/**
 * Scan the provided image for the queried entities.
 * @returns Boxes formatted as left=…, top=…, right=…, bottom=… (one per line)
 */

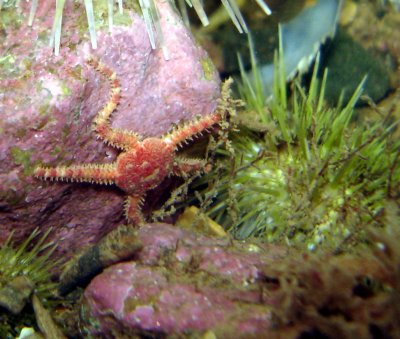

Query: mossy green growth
left=86, top=0, right=135, bottom=30
left=0, top=228, right=58, bottom=298
left=200, top=56, right=216, bottom=81
left=11, top=147, right=33, bottom=176
left=0, top=52, right=23, bottom=81
left=196, top=40, right=400, bottom=251
left=0, top=229, right=60, bottom=337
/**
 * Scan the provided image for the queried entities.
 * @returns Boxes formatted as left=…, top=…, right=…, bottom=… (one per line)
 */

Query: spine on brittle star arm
left=34, top=164, right=116, bottom=184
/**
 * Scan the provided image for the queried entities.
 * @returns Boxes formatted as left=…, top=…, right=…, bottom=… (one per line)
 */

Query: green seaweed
left=195, top=37, right=400, bottom=251
left=0, top=229, right=60, bottom=336
left=0, top=228, right=59, bottom=299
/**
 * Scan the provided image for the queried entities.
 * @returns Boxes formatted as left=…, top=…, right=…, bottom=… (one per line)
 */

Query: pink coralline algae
left=81, top=223, right=282, bottom=337
left=82, top=223, right=400, bottom=338
left=0, top=0, right=220, bottom=261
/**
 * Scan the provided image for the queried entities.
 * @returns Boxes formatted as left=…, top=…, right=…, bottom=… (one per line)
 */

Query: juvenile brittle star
left=35, top=58, right=228, bottom=225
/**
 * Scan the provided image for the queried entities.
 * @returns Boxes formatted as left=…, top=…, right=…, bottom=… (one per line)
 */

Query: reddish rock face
left=81, top=223, right=400, bottom=338
left=0, top=1, right=220, bottom=261
left=81, top=223, right=283, bottom=337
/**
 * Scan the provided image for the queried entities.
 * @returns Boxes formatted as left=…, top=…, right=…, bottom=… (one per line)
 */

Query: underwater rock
left=216, top=0, right=342, bottom=92
left=258, top=0, right=342, bottom=94
left=58, top=224, right=143, bottom=295
left=320, top=28, right=391, bottom=105
left=81, top=223, right=283, bottom=337
left=0, top=276, right=34, bottom=315
left=0, top=1, right=220, bottom=262
left=81, top=223, right=400, bottom=338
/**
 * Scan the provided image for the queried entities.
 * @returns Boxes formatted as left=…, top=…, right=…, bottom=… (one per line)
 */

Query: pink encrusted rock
left=0, top=1, right=220, bottom=261
left=82, top=224, right=400, bottom=338
left=81, top=223, right=285, bottom=337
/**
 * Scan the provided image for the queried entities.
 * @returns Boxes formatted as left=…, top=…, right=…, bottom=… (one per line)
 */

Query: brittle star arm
left=88, top=58, right=139, bottom=150
left=161, top=79, right=234, bottom=150
left=34, top=163, right=117, bottom=185
left=162, top=112, right=222, bottom=150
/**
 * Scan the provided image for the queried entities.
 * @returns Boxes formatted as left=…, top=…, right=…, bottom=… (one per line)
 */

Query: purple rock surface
left=0, top=1, right=220, bottom=261
left=81, top=223, right=400, bottom=338
left=82, top=223, right=285, bottom=337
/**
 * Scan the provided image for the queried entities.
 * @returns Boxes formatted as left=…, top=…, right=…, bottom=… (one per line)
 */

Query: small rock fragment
left=0, top=276, right=34, bottom=314
left=59, top=225, right=142, bottom=295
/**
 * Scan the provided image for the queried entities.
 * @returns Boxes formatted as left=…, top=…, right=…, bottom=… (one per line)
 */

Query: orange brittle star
left=34, top=58, right=229, bottom=225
